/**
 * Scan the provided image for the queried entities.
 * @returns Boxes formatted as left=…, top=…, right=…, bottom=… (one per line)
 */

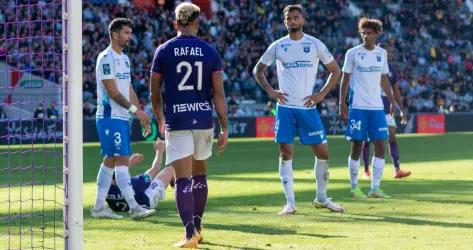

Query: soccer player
left=106, top=140, right=174, bottom=212
left=253, top=4, right=345, bottom=216
left=362, top=43, right=411, bottom=179
left=91, top=18, right=155, bottom=220
left=149, top=3, right=228, bottom=248
left=339, top=18, right=397, bottom=199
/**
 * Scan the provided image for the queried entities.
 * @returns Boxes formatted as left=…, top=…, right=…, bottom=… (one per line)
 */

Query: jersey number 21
left=177, top=61, right=203, bottom=91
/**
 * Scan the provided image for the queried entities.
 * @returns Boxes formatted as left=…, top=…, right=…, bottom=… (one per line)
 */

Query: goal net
left=0, top=0, right=82, bottom=249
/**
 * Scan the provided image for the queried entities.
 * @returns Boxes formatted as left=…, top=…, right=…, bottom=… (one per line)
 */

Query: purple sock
left=389, top=142, right=400, bottom=170
left=362, top=141, right=370, bottom=172
left=192, top=175, right=208, bottom=230
left=175, top=178, right=195, bottom=239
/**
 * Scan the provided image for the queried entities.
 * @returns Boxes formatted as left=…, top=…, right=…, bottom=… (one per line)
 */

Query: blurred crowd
left=2, top=0, right=472, bottom=119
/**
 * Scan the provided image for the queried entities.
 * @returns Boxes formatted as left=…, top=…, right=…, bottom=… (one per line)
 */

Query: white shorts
left=165, top=129, right=214, bottom=165
left=386, top=114, right=397, bottom=127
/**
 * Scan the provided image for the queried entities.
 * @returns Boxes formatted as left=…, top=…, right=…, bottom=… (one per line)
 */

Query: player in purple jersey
left=362, top=44, right=411, bottom=179
left=149, top=3, right=228, bottom=248
left=106, top=140, right=174, bottom=212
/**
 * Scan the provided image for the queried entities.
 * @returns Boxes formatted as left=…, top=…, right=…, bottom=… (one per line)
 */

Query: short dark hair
left=358, top=17, right=383, bottom=34
left=108, top=18, right=133, bottom=36
left=283, top=4, right=304, bottom=16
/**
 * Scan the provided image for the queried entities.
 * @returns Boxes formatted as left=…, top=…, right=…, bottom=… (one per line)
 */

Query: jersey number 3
left=176, top=61, right=203, bottom=91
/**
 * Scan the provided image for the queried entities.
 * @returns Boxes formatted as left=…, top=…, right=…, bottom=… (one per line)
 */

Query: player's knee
left=280, top=151, right=293, bottom=160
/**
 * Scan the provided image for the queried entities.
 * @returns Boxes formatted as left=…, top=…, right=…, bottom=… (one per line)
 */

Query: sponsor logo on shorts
left=308, top=130, right=324, bottom=136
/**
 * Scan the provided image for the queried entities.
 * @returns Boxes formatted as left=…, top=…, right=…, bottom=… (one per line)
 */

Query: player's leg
left=349, top=140, right=366, bottom=198
left=296, top=108, right=344, bottom=212
left=388, top=124, right=411, bottom=178
left=192, top=159, right=207, bottom=242
left=166, top=130, right=196, bottom=243
left=109, top=119, right=155, bottom=219
left=191, top=128, right=214, bottom=242
left=368, top=110, right=390, bottom=198
left=362, top=141, right=371, bottom=178
left=278, top=143, right=296, bottom=215
left=274, top=105, right=297, bottom=215
left=345, top=109, right=369, bottom=198
left=92, top=118, right=123, bottom=219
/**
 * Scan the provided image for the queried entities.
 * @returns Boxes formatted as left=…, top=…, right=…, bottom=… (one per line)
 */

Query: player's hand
left=339, top=103, right=348, bottom=121
left=217, top=130, right=228, bottom=154
left=400, top=109, right=408, bottom=125
left=389, top=104, right=396, bottom=117
left=303, top=93, right=325, bottom=108
left=136, top=110, right=151, bottom=137
left=153, top=138, right=166, bottom=152
left=268, top=89, right=289, bottom=104
left=129, top=153, right=144, bottom=167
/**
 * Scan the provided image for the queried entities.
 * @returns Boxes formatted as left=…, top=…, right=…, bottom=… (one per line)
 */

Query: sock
left=94, top=164, right=114, bottom=210
left=192, top=175, right=208, bottom=231
left=362, top=141, right=370, bottom=172
left=279, top=158, right=295, bottom=207
left=115, top=166, right=139, bottom=209
left=175, top=178, right=195, bottom=239
left=371, top=157, right=385, bottom=192
left=389, top=142, right=400, bottom=171
left=145, top=178, right=166, bottom=201
left=314, top=158, right=329, bottom=203
left=349, top=156, right=360, bottom=190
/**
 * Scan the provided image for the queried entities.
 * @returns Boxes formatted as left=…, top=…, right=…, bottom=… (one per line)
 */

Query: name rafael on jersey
left=174, top=46, right=204, bottom=56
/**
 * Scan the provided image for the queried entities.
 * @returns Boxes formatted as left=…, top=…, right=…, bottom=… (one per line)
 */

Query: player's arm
left=149, top=72, right=165, bottom=136
left=102, top=79, right=150, bottom=135
left=212, top=70, right=228, bottom=153
left=339, top=72, right=350, bottom=121
left=102, top=79, right=133, bottom=109
left=304, top=60, right=340, bottom=107
left=381, top=74, right=397, bottom=116
left=129, top=84, right=140, bottom=109
left=392, top=82, right=408, bottom=124
left=253, top=62, right=288, bottom=104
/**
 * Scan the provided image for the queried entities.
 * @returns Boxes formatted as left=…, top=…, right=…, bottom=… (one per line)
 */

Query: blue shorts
left=96, top=118, right=131, bottom=157
left=275, top=105, right=327, bottom=145
left=106, top=174, right=152, bottom=211
left=345, top=109, right=388, bottom=141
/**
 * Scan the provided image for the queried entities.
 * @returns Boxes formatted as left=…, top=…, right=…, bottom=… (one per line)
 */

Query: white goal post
left=63, top=0, right=83, bottom=249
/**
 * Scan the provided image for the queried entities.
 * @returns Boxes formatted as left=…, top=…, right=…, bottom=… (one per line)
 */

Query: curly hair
left=175, top=2, right=200, bottom=26
left=358, top=17, right=383, bottom=34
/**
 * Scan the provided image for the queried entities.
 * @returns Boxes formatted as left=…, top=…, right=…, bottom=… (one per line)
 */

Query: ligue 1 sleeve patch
left=103, top=63, right=111, bottom=75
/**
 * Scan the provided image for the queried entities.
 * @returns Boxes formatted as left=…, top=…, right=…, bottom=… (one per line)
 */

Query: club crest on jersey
left=303, top=46, right=310, bottom=53
left=125, top=61, right=130, bottom=68
left=376, top=53, right=382, bottom=62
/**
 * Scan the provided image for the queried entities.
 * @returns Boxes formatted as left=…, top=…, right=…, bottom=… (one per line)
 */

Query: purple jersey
left=151, top=35, right=223, bottom=131
left=381, top=65, right=398, bottom=114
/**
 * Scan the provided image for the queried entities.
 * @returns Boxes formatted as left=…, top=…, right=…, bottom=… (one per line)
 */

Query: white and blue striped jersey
left=95, top=46, right=131, bottom=120
left=259, top=34, right=334, bottom=108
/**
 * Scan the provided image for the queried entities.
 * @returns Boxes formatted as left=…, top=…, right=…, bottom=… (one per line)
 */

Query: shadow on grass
left=320, top=212, right=473, bottom=229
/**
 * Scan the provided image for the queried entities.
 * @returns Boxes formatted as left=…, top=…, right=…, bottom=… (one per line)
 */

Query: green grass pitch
left=1, top=132, right=473, bottom=249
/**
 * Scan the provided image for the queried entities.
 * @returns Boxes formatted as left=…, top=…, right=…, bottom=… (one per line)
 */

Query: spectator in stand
left=47, top=104, right=59, bottom=119
left=33, top=104, right=45, bottom=119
